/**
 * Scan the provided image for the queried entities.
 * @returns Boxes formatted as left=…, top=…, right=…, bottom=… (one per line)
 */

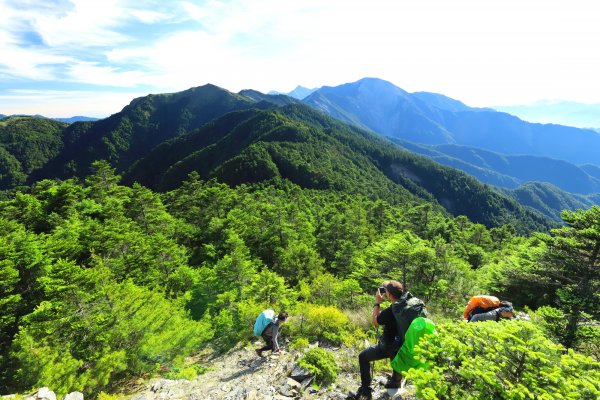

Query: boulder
left=25, top=388, right=56, bottom=400
left=290, top=365, right=312, bottom=382
left=300, top=376, right=314, bottom=390
left=63, top=393, right=84, bottom=400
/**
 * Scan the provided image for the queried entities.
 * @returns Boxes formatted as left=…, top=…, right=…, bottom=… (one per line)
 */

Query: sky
left=1, top=0, right=600, bottom=118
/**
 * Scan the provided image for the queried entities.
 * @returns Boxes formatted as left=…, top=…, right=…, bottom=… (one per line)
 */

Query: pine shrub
left=407, top=320, right=600, bottom=399
left=297, top=347, right=340, bottom=386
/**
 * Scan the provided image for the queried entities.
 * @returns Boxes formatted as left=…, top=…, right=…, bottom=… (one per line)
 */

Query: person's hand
left=375, top=290, right=384, bottom=303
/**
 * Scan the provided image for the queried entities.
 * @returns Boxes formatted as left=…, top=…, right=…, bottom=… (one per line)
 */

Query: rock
left=290, top=365, right=312, bottom=382
left=151, top=380, right=166, bottom=392
left=300, top=376, right=314, bottom=390
left=31, top=388, right=56, bottom=400
left=274, top=396, right=294, bottom=400
left=63, top=393, right=84, bottom=400
left=279, top=378, right=300, bottom=397
left=286, top=378, right=302, bottom=389
left=245, top=390, right=259, bottom=400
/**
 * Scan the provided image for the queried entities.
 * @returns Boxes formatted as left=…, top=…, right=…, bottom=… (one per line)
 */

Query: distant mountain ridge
left=303, top=77, right=600, bottom=166
left=390, top=139, right=600, bottom=195
left=269, top=85, right=318, bottom=100
left=0, top=113, right=98, bottom=123
left=0, top=116, right=68, bottom=188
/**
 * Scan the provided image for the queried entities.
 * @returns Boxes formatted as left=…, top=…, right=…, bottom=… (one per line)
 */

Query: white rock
left=37, top=388, right=56, bottom=400
left=63, top=392, right=84, bottom=400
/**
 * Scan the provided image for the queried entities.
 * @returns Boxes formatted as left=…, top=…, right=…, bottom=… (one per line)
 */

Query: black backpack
left=392, top=292, right=428, bottom=346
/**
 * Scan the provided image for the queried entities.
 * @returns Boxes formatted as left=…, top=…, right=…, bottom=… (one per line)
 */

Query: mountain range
left=302, top=78, right=600, bottom=166
left=0, top=114, right=98, bottom=124
left=269, top=85, right=317, bottom=100
left=2, top=78, right=599, bottom=226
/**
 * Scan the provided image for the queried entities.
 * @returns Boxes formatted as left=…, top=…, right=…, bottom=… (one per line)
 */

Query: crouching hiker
left=469, top=301, right=515, bottom=322
left=464, top=295, right=515, bottom=322
left=254, top=310, right=288, bottom=357
left=350, top=281, right=404, bottom=400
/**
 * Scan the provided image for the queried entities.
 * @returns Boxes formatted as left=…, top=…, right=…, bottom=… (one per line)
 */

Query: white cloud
left=1, top=0, right=600, bottom=116
left=0, top=89, right=148, bottom=117
left=65, top=61, right=151, bottom=87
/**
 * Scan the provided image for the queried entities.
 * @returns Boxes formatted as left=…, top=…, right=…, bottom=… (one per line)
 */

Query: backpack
left=253, top=309, right=275, bottom=337
left=391, top=317, right=436, bottom=373
left=463, top=295, right=500, bottom=320
left=392, top=292, right=428, bottom=346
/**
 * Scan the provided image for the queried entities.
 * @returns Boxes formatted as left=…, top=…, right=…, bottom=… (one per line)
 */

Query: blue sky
left=1, top=0, right=599, bottom=118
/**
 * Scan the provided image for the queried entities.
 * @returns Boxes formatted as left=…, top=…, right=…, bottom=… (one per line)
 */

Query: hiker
left=469, top=301, right=515, bottom=322
left=351, top=281, right=404, bottom=400
left=464, top=295, right=515, bottom=322
left=255, top=311, right=288, bottom=357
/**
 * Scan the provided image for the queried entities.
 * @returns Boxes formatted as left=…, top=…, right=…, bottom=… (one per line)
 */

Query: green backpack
left=391, top=316, right=436, bottom=373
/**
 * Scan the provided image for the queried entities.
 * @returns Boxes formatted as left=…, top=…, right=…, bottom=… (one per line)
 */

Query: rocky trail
left=128, top=341, right=415, bottom=400
left=10, top=341, right=416, bottom=400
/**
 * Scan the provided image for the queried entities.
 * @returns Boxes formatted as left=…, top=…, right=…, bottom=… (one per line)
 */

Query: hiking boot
left=350, top=386, right=372, bottom=400
left=384, top=374, right=405, bottom=389
left=255, top=349, right=263, bottom=357
left=384, top=378, right=401, bottom=389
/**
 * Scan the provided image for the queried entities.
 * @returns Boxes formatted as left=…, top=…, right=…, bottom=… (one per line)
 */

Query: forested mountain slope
left=125, top=104, right=552, bottom=233
left=28, top=84, right=270, bottom=182
left=504, top=182, right=598, bottom=221
left=0, top=116, right=68, bottom=189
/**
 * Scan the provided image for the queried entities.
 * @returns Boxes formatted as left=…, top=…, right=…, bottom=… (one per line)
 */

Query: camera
left=378, top=287, right=386, bottom=294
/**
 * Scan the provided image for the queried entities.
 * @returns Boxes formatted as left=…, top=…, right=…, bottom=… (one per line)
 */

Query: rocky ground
left=7, top=341, right=416, bottom=400
left=128, top=340, right=416, bottom=400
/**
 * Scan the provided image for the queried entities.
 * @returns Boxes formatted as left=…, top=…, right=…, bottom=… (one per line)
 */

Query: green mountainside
left=29, top=84, right=266, bottom=182
left=0, top=162, right=597, bottom=397
left=124, top=104, right=552, bottom=233
left=504, top=182, right=598, bottom=221
left=1, top=82, right=594, bottom=229
left=0, top=116, right=67, bottom=189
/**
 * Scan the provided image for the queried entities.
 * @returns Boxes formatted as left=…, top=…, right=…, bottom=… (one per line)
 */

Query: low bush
left=287, top=303, right=355, bottom=345
left=407, top=320, right=600, bottom=399
left=297, top=347, right=340, bottom=386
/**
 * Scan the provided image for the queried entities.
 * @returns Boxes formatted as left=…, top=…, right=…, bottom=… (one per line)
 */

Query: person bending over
left=469, top=302, right=515, bottom=322
left=256, top=311, right=288, bottom=357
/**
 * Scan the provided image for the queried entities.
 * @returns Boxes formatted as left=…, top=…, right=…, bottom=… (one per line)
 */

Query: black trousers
left=358, top=342, right=401, bottom=388
left=259, top=332, right=274, bottom=352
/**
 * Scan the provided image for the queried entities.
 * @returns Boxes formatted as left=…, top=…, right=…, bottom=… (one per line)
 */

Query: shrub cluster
left=407, top=320, right=600, bottom=399
left=297, top=347, right=340, bottom=386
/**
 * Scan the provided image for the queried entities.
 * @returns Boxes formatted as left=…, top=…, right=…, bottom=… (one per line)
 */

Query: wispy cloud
left=1, top=0, right=600, bottom=117
left=0, top=88, right=148, bottom=117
